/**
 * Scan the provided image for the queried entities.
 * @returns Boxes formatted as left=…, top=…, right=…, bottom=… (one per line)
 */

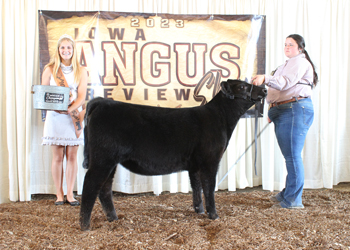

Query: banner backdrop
left=39, top=11, right=265, bottom=116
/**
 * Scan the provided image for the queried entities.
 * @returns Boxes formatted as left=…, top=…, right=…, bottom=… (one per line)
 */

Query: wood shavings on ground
left=0, top=188, right=349, bottom=249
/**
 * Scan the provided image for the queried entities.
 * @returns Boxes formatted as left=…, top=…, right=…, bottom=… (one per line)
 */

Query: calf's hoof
left=194, top=206, right=205, bottom=214
left=80, top=216, right=91, bottom=231
left=80, top=223, right=90, bottom=231
left=208, top=213, right=219, bottom=220
left=107, top=214, right=118, bottom=222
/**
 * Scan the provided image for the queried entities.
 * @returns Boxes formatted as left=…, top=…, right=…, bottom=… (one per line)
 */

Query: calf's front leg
left=189, top=171, right=204, bottom=214
left=200, top=170, right=219, bottom=220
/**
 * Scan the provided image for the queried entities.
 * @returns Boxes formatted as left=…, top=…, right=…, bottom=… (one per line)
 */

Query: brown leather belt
left=270, top=97, right=307, bottom=108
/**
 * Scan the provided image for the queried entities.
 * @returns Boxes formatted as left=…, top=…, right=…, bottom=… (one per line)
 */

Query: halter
left=220, top=81, right=265, bottom=102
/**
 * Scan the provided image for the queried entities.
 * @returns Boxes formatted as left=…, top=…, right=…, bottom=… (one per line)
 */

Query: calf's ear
left=220, top=81, right=228, bottom=92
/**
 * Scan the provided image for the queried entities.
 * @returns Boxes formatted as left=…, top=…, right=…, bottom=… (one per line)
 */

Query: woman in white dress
left=41, top=34, right=88, bottom=206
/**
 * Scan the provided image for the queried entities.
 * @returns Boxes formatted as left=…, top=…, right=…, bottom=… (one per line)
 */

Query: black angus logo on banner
left=38, top=11, right=266, bottom=117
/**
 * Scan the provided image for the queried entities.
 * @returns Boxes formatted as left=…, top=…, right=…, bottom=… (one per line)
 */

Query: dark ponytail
left=287, top=34, right=318, bottom=86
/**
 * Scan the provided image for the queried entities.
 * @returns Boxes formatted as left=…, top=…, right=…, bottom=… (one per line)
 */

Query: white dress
left=42, top=71, right=84, bottom=146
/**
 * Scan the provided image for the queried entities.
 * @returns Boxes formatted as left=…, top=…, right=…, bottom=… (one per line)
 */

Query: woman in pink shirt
left=252, top=34, right=318, bottom=209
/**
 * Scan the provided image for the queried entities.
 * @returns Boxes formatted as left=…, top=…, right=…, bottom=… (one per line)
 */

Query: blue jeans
left=268, top=98, right=314, bottom=208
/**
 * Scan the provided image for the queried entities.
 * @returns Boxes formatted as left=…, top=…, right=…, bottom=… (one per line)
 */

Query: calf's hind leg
left=80, top=164, right=116, bottom=231
left=189, top=171, right=204, bottom=214
left=99, top=167, right=118, bottom=222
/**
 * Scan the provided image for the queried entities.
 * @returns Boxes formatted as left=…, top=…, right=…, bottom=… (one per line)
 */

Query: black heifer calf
left=80, top=79, right=266, bottom=231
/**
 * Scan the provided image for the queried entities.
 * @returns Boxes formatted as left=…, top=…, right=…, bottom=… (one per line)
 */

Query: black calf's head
left=220, top=79, right=267, bottom=102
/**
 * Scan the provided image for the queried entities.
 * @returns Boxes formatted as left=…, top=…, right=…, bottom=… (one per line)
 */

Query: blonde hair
left=44, top=34, right=82, bottom=85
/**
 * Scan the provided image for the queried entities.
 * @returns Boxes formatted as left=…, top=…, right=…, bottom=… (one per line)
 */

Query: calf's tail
left=82, top=97, right=104, bottom=169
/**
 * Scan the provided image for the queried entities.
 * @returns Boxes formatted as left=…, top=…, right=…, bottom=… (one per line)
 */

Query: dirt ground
left=0, top=184, right=349, bottom=250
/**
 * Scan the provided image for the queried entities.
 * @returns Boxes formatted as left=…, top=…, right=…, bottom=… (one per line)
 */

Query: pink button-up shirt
left=264, top=53, right=314, bottom=104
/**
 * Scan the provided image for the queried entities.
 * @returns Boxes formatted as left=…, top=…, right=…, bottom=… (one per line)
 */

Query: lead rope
left=254, top=101, right=259, bottom=175
left=216, top=122, right=270, bottom=188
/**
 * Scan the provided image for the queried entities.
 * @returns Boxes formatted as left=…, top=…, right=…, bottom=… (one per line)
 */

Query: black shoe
left=55, top=201, right=64, bottom=206
left=66, top=200, right=80, bottom=206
